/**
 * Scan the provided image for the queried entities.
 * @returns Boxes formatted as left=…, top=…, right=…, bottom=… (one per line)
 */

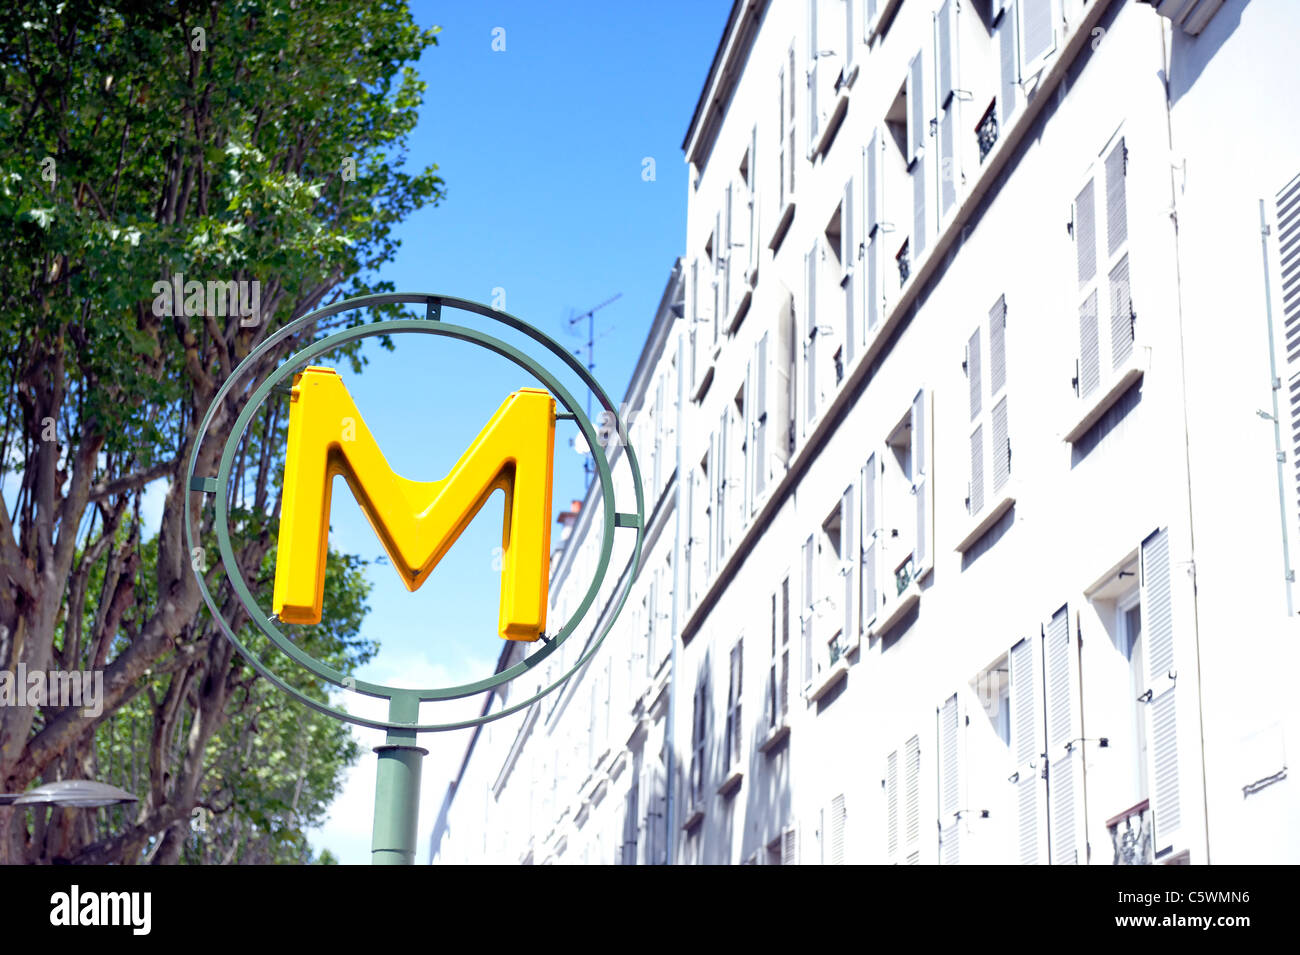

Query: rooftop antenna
left=567, top=292, right=622, bottom=486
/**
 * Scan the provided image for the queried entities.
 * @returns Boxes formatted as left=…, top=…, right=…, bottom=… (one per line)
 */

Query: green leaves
left=0, top=0, right=445, bottom=863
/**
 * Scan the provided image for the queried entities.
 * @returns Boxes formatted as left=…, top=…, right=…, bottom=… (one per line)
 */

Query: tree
left=0, top=0, right=444, bottom=862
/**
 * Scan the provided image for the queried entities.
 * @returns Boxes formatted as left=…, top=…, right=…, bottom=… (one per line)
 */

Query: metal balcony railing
left=976, top=101, right=998, bottom=163
left=1106, top=799, right=1153, bottom=865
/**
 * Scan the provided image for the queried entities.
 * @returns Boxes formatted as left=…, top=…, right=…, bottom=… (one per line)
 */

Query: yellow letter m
left=271, top=367, right=557, bottom=641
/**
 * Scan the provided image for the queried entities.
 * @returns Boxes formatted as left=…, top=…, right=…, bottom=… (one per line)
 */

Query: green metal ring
left=185, top=294, right=644, bottom=732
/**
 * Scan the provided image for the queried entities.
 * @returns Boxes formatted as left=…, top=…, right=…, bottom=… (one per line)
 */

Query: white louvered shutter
left=907, top=50, right=927, bottom=258
left=1018, top=0, right=1056, bottom=77
left=866, top=234, right=881, bottom=339
left=939, top=94, right=957, bottom=218
left=865, top=128, right=882, bottom=239
left=805, top=241, right=819, bottom=426
left=775, top=293, right=795, bottom=468
left=636, top=762, right=650, bottom=864
left=741, top=363, right=752, bottom=525
left=1140, top=526, right=1181, bottom=854
left=912, top=135, right=928, bottom=260
left=843, top=174, right=857, bottom=365
left=968, top=327, right=984, bottom=516
left=767, top=591, right=778, bottom=728
left=802, top=534, right=815, bottom=692
left=865, top=0, right=881, bottom=40
left=861, top=453, right=878, bottom=628
left=717, top=410, right=728, bottom=563
left=842, top=482, right=857, bottom=652
left=655, top=378, right=665, bottom=495
left=728, top=640, right=743, bottom=769
left=653, top=760, right=668, bottom=864
left=885, top=749, right=899, bottom=862
left=712, top=211, right=722, bottom=344
left=830, top=793, right=847, bottom=865
left=1009, top=635, right=1045, bottom=863
left=863, top=130, right=884, bottom=337
left=689, top=265, right=700, bottom=392
left=990, top=294, right=1009, bottom=490
left=754, top=332, right=769, bottom=502
left=990, top=295, right=1007, bottom=395
left=1074, top=177, right=1101, bottom=399
left=1104, top=138, right=1133, bottom=371
left=807, top=0, right=819, bottom=153
left=936, top=0, right=959, bottom=220
left=627, top=765, right=643, bottom=864
left=705, top=435, right=716, bottom=579
left=684, top=463, right=695, bottom=603
left=780, top=576, right=791, bottom=719
left=911, top=389, right=932, bottom=575
left=1277, top=171, right=1300, bottom=589
left=1044, top=605, right=1083, bottom=864
left=842, top=0, right=854, bottom=71
left=938, top=693, right=961, bottom=864
left=781, top=824, right=799, bottom=865
left=991, top=396, right=1010, bottom=494
left=906, top=51, right=924, bottom=165
left=777, top=63, right=789, bottom=210
left=903, top=734, right=921, bottom=863
left=749, top=123, right=759, bottom=277
left=937, top=0, right=955, bottom=109
left=998, top=0, right=1019, bottom=128
left=648, top=574, right=658, bottom=677
left=724, top=184, right=734, bottom=323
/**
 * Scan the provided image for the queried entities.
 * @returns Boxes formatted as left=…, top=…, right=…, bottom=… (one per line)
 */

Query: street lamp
left=0, top=780, right=138, bottom=808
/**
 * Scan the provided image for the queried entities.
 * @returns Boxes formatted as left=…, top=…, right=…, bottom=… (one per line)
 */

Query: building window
left=803, top=487, right=858, bottom=691
left=1070, top=134, right=1134, bottom=413
left=861, top=390, right=932, bottom=634
left=885, top=406, right=916, bottom=583
left=974, top=653, right=1012, bottom=749
left=830, top=177, right=858, bottom=376
left=883, top=74, right=918, bottom=294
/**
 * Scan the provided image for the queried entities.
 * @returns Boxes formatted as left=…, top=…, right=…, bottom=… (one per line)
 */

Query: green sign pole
left=371, top=693, right=426, bottom=865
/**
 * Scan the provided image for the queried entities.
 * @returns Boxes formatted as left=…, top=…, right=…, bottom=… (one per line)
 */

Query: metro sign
left=188, top=294, right=644, bottom=862
left=271, top=366, right=557, bottom=642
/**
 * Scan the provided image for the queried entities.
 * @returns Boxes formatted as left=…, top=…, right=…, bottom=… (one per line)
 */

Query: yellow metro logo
left=271, top=366, right=557, bottom=642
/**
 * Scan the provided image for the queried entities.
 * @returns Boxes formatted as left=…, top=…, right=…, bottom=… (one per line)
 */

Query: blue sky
left=299, top=0, right=733, bottom=863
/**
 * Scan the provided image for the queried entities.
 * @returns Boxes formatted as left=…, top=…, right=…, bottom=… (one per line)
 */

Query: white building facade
left=433, top=0, right=1300, bottom=865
